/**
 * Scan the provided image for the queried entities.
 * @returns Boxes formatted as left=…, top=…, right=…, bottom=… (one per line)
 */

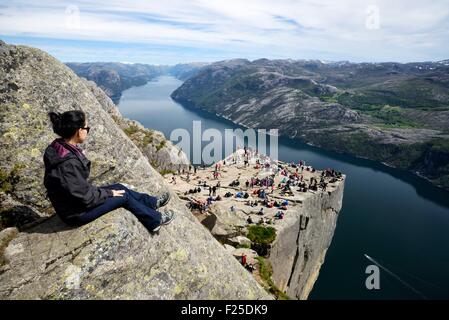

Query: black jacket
left=43, top=138, right=113, bottom=220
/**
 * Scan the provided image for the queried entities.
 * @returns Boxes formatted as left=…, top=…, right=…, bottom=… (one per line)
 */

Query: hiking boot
left=156, top=192, right=171, bottom=209
left=160, top=209, right=176, bottom=225
left=150, top=210, right=176, bottom=232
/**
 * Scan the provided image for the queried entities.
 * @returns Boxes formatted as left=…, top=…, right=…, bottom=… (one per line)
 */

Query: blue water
left=119, top=75, right=449, bottom=300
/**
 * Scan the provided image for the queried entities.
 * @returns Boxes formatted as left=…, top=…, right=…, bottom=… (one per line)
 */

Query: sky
left=1, top=0, right=448, bottom=65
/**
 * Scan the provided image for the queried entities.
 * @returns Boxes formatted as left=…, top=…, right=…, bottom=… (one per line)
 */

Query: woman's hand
left=111, top=189, right=126, bottom=197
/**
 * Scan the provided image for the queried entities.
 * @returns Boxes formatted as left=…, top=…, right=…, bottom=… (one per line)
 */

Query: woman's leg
left=121, top=191, right=162, bottom=230
left=100, top=183, right=158, bottom=209
left=68, top=194, right=127, bottom=225
left=72, top=184, right=162, bottom=231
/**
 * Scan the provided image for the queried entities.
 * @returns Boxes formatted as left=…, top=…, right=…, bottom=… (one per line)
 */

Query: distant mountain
left=66, top=62, right=208, bottom=103
left=172, top=58, right=449, bottom=190
left=66, top=62, right=164, bottom=103
left=168, top=62, right=210, bottom=81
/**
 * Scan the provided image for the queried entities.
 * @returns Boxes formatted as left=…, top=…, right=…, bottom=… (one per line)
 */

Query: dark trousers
left=66, top=183, right=162, bottom=230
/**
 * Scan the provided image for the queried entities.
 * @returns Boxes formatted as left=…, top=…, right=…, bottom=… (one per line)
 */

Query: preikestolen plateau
left=1, top=0, right=449, bottom=305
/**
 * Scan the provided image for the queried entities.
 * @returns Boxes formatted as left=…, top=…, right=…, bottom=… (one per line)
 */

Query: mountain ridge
left=66, top=62, right=208, bottom=103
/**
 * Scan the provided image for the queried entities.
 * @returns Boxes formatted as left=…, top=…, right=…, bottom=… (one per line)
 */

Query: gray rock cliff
left=268, top=179, right=345, bottom=299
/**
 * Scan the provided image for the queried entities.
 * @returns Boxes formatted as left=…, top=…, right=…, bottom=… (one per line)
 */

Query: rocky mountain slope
left=171, top=59, right=449, bottom=190
left=0, top=40, right=269, bottom=299
left=67, top=62, right=207, bottom=103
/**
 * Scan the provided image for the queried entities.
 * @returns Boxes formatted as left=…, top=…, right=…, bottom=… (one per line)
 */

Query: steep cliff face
left=0, top=41, right=269, bottom=299
left=268, top=179, right=345, bottom=299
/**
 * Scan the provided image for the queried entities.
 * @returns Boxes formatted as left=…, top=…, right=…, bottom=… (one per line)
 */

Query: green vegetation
left=247, top=225, right=276, bottom=245
left=111, top=115, right=122, bottom=124
left=236, top=243, right=251, bottom=249
left=141, top=131, right=154, bottom=147
left=287, top=79, right=319, bottom=96
left=150, top=160, right=158, bottom=169
left=255, top=256, right=290, bottom=300
left=319, top=92, right=349, bottom=104
left=339, top=100, right=422, bottom=128
left=123, top=124, right=140, bottom=136
left=337, top=78, right=449, bottom=110
left=365, top=105, right=420, bottom=128
left=150, top=160, right=175, bottom=177
left=0, top=169, right=11, bottom=193
left=156, top=140, right=166, bottom=151
left=123, top=125, right=154, bottom=148
left=306, top=130, right=417, bottom=166
left=320, top=95, right=339, bottom=103
left=305, top=130, right=449, bottom=189
left=159, top=169, right=175, bottom=176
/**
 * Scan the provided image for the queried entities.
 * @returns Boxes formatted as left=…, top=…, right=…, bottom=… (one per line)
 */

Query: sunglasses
left=80, top=126, right=91, bottom=133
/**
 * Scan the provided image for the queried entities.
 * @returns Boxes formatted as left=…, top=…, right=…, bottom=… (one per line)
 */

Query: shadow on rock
left=20, top=215, right=77, bottom=234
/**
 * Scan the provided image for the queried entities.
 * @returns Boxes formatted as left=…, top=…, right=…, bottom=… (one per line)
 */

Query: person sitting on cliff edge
left=43, top=110, right=175, bottom=233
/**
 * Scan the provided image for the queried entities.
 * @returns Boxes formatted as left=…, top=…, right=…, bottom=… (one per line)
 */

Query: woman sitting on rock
left=43, top=110, right=175, bottom=232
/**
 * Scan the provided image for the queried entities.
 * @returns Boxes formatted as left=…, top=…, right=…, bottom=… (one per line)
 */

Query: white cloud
left=0, top=0, right=448, bottom=63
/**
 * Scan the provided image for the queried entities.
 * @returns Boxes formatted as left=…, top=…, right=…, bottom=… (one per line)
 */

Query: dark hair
left=48, top=110, right=86, bottom=139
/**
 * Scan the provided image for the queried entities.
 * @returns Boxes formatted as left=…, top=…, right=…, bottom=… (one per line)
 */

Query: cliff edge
left=165, top=149, right=345, bottom=299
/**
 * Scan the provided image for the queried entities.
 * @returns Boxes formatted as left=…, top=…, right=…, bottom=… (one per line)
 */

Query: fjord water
left=119, top=75, right=449, bottom=299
